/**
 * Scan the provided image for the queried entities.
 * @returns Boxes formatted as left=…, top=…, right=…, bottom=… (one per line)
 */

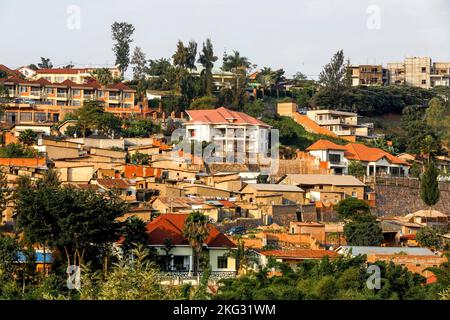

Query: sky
left=0, top=0, right=449, bottom=79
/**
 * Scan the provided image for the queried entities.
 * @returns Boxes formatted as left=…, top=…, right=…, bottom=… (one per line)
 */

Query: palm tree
left=183, top=211, right=210, bottom=274
left=18, top=129, right=37, bottom=146
left=222, top=50, right=251, bottom=72
left=227, top=239, right=258, bottom=275
left=198, top=38, right=218, bottom=96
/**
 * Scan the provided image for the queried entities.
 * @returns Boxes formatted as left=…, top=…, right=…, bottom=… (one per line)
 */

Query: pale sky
left=0, top=0, right=449, bottom=79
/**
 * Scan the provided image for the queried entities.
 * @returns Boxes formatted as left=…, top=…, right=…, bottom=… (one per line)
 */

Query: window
left=124, top=92, right=132, bottom=99
left=19, top=86, right=28, bottom=93
left=217, top=256, right=228, bottom=269
left=351, top=192, right=357, bottom=197
left=56, top=77, right=64, bottom=82
left=329, top=154, right=341, bottom=164
left=46, top=88, right=53, bottom=94
left=72, top=89, right=80, bottom=96
left=98, top=91, right=104, bottom=98
left=421, top=67, right=426, bottom=73
left=422, top=80, right=426, bottom=85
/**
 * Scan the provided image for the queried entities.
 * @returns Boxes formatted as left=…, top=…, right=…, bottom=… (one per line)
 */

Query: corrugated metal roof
left=338, top=246, right=435, bottom=256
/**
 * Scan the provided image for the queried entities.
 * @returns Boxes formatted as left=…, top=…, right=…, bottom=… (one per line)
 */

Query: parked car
left=227, top=226, right=246, bottom=236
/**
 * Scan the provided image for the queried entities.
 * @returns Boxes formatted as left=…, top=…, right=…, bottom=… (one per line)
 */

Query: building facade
left=184, top=107, right=271, bottom=162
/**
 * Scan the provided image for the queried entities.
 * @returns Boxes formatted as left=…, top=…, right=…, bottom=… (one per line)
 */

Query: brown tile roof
left=96, top=178, right=133, bottom=189
left=0, top=64, right=22, bottom=77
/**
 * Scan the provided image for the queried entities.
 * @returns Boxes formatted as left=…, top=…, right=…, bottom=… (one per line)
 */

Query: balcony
left=83, top=94, right=94, bottom=100
left=315, top=118, right=343, bottom=125
left=56, top=93, right=67, bottom=98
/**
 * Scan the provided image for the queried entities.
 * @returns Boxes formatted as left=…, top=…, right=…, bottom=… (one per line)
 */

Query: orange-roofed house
left=184, top=107, right=271, bottom=162
left=306, top=139, right=410, bottom=177
left=307, top=139, right=348, bottom=174
left=343, top=142, right=409, bottom=177
left=145, top=213, right=236, bottom=274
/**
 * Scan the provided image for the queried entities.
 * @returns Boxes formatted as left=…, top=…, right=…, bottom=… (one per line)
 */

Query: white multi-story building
left=305, top=109, right=375, bottom=140
left=184, top=107, right=271, bottom=162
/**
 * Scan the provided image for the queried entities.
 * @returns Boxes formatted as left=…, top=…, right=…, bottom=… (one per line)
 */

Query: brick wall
left=375, top=184, right=450, bottom=216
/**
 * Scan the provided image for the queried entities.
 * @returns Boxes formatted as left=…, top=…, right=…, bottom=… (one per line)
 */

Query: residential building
left=255, top=249, right=339, bottom=269
left=145, top=214, right=236, bottom=274
left=29, top=67, right=121, bottom=84
left=305, top=110, right=375, bottom=141
left=0, top=76, right=140, bottom=124
left=240, top=183, right=305, bottom=205
left=277, top=174, right=366, bottom=203
left=343, top=142, right=409, bottom=177
left=306, top=139, right=348, bottom=174
left=184, top=107, right=271, bottom=162
left=306, top=140, right=409, bottom=177
left=336, top=246, right=445, bottom=278
left=387, top=57, right=450, bottom=88
left=348, top=64, right=388, bottom=86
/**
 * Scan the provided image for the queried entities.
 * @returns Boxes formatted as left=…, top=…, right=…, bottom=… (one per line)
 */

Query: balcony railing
left=57, top=93, right=67, bottom=98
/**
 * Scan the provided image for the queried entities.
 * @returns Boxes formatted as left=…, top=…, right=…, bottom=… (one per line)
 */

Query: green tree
left=120, top=217, right=150, bottom=254
left=315, top=50, right=349, bottom=108
left=130, top=46, right=148, bottom=80
left=130, top=151, right=149, bottom=165
left=72, top=100, right=105, bottom=137
left=198, top=38, right=218, bottom=96
left=243, top=99, right=265, bottom=117
left=0, top=236, right=21, bottom=280
left=426, top=97, right=449, bottom=144
left=81, top=245, right=181, bottom=300
left=16, top=171, right=128, bottom=270
left=183, top=211, right=210, bottom=274
left=348, top=160, right=366, bottom=178
left=189, top=96, right=218, bottom=110
left=92, top=68, right=114, bottom=86
left=37, top=57, right=53, bottom=69
left=111, top=22, right=135, bottom=76
left=18, top=129, right=37, bottom=146
left=416, top=227, right=440, bottom=249
left=336, top=198, right=383, bottom=246
left=0, top=143, right=40, bottom=158
left=420, top=161, right=440, bottom=210
left=222, top=50, right=251, bottom=72
left=0, top=170, right=11, bottom=215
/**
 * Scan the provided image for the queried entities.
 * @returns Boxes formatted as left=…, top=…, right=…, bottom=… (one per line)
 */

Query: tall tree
left=183, top=211, right=210, bottom=274
left=111, top=22, right=135, bottom=77
left=37, top=57, right=53, bottom=69
left=426, top=97, right=450, bottom=146
left=172, top=40, right=198, bottom=104
left=316, top=50, right=349, bottom=108
left=73, top=100, right=105, bottom=137
left=198, top=38, right=218, bottom=96
left=130, top=46, right=148, bottom=80
left=120, top=216, right=150, bottom=254
left=222, top=50, right=251, bottom=72
left=420, top=161, right=440, bottom=211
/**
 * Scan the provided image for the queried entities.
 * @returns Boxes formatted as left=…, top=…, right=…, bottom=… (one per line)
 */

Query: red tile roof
left=146, top=213, right=236, bottom=248
left=306, top=139, right=347, bottom=151
left=343, top=143, right=407, bottom=165
left=185, top=107, right=270, bottom=127
left=259, top=249, right=339, bottom=259
left=0, top=64, right=21, bottom=77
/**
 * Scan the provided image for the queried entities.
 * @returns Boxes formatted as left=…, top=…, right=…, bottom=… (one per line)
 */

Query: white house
left=144, top=213, right=236, bottom=274
left=306, top=139, right=348, bottom=174
left=184, top=107, right=271, bottom=163
left=306, top=139, right=410, bottom=177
